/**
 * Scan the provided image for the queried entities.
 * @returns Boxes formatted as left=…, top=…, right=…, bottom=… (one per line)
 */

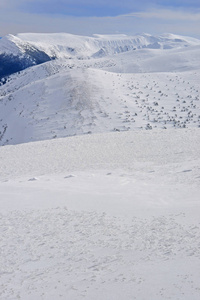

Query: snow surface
left=0, top=129, right=200, bottom=299
left=0, top=32, right=200, bottom=299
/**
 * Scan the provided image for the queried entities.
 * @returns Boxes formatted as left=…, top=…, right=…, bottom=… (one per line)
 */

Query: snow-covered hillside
left=0, top=32, right=200, bottom=300
left=0, top=32, right=200, bottom=145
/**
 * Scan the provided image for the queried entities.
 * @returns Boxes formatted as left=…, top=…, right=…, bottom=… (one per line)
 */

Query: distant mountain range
left=1, top=32, right=200, bottom=79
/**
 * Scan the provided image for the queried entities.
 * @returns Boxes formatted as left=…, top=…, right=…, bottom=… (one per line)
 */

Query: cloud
left=0, top=4, right=200, bottom=39
left=14, top=0, right=143, bottom=17
left=3, top=0, right=200, bottom=17
left=126, top=8, right=200, bottom=21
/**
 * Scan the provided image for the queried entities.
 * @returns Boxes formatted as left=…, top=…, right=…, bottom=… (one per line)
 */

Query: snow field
left=1, top=207, right=200, bottom=300
left=0, top=32, right=200, bottom=299
left=0, top=129, right=200, bottom=299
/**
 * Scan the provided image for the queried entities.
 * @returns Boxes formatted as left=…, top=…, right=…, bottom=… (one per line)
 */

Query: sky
left=0, top=0, right=200, bottom=38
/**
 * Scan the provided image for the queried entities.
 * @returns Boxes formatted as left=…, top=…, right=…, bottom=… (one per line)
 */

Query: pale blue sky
left=19, top=0, right=200, bottom=17
left=1, top=0, right=200, bottom=37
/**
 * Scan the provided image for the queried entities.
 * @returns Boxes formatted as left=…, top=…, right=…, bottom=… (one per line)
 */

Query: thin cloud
left=0, top=4, right=200, bottom=39
left=126, top=8, right=200, bottom=21
left=3, top=0, right=200, bottom=17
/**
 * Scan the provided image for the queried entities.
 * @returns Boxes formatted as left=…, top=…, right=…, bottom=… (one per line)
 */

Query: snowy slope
left=0, top=58, right=200, bottom=145
left=0, top=129, right=200, bottom=300
left=0, top=32, right=200, bottom=145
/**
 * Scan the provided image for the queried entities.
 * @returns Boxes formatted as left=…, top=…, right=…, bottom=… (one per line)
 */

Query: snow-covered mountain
left=1, top=32, right=200, bottom=80
left=2, top=32, right=200, bottom=60
left=0, top=32, right=200, bottom=145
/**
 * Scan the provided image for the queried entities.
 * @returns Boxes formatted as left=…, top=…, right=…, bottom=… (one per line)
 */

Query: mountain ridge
left=1, top=32, right=200, bottom=74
